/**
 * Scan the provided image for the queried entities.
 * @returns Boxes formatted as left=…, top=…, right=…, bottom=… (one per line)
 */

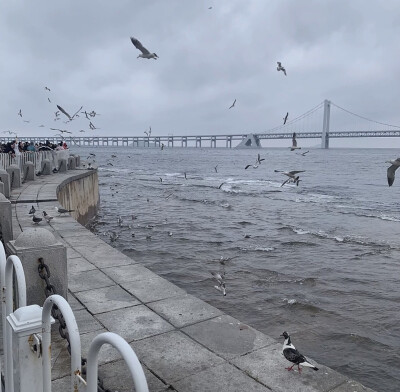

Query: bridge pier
left=226, top=136, right=232, bottom=148
left=211, top=137, right=216, bottom=148
left=168, top=136, right=174, bottom=147
left=196, top=137, right=202, bottom=148
left=321, top=99, right=331, bottom=149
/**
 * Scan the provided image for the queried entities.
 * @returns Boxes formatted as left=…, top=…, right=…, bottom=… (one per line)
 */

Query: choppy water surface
left=74, top=146, right=400, bottom=391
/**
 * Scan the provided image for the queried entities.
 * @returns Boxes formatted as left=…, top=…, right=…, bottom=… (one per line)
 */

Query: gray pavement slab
left=101, top=263, right=158, bottom=284
left=68, top=269, right=115, bottom=292
left=96, top=305, right=174, bottom=342
left=71, top=245, right=134, bottom=268
left=68, top=256, right=97, bottom=274
left=121, top=275, right=187, bottom=303
left=73, top=308, right=104, bottom=334
left=67, top=292, right=85, bottom=311
left=131, top=331, right=225, bottom=383
left=98, top=360, right=170, bottom=392
left=181, top=314, right=275, bottom=359
left=75, top=285, right=139, bottom=314
left=147, top=293, right=223, bottom=328
left=173, top=362, right=269, bottom=392
left=230, top=343, right=347, bottom=392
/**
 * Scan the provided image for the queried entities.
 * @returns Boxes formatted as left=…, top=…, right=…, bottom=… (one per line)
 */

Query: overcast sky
left=1, top=0, right=400, bottom=147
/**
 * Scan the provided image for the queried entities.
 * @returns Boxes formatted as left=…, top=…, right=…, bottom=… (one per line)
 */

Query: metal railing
left=0, top=150, right=70, bottom=174
left=0, top=242, right=149, bottom=392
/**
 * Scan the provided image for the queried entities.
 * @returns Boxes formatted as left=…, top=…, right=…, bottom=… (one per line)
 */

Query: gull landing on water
left=211, top=272, right=226, bottom=296
left=245, top=153, right=265, bottom=170
left=275, top=170, right=305, bottom=187
left=277, top=62, right=287, bottom=76
left=281, top=331, right=318, bottom=373
left=386, top=158, right=400, bottom=186
left=130, top=37, right=158, bottom=59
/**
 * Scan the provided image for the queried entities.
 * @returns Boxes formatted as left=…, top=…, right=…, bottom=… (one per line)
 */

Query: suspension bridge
left=2, top=100, right=399, bottom=149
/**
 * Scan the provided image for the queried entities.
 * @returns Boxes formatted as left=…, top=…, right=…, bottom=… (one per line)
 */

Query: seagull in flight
left=229, top=99, right=236, bottom=109
left=50, top=128, right=72, bottom=134
left=283, top=112, right=289, bottom=125
left=386, top=158, right=400, bottom=186
left=275, top=170, right=305, bottom=187
left=245, top=153, right=265, bottom=169
left=281, top=331, right=318, bottom=373
left=214, top=165, right=218, bottom=173
left=290, top=132, right=301, bottom=151
left=45, top=86, right=51, bottom=91
left=299, top=150, right=309, bottom=156
left=277, top=62, right=287, bottom=76
left=56, top=105, right=72, bottom=120
left=130, top=37, right=158, bottom=59
left=211, top=272, right=226, bottom=296
left=18, top=109, right=22, bottom=117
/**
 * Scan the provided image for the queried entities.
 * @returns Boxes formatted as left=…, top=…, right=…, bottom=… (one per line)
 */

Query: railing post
left=4, top=254, right=27, bottom=392
left=6, top=228, right=68, bottom=306
left=7, top=305, right=44, bottom=392
left=0, top=169, right=11, bottom=197
left=42, top=295, right=83, bottom=392
left=321, top=99, right=331, bottom=149
left=0, top=193, right=13, bottom=243
left=87, top=332, right=149, bottom=392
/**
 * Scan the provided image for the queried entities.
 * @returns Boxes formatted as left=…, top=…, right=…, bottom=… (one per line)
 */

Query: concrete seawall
left=7, top=168, right=375, bottom=392
left=56, top=170, right=99, bottom=225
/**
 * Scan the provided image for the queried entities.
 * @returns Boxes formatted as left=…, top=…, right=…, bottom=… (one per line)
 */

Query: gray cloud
left=1, top=0, right=399, bottom=147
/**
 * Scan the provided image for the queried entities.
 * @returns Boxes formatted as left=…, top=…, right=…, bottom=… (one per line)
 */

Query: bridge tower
left=321, top=99, right=331, bottom=149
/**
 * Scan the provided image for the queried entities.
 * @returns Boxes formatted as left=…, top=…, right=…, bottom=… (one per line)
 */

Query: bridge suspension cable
left=261, top=101, right=325, bottom=135
left=330, top=102, right=400, bottom=129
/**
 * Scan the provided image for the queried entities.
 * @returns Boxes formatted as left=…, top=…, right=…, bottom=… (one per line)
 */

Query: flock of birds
left=9, top=88, right=101, bottom=140
left=29, top=205, right=74, bottom=225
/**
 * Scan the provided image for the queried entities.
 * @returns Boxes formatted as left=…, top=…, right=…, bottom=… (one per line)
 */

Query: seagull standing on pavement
left=55, top=206, right=75, bottom=215
left=32, top=215, right=42, bottom=224
left=277, top=62, right=287, bottom=76
left=280, top=331, right=318, bottom=373
left=42, top=211, right=54, bottom=223
left=29, top=205, right=36, bottom=215
left=386, top=158, right=400, bottom=186
left=130, top=37, right=158, bottom=59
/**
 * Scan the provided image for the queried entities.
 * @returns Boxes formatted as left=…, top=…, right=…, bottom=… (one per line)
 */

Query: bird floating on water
left=275, top=170, right=305, bottom=187
left=386, top=158, right=400, bottom=186
left=290, top=132, right=301, bottom=151
left=211, top=272, right=226, bottom=296
left=277, top=62, right=287, bottom=76
left=281, top=331, right=318, bottom=373
left=229, top=99, right=236, bottom=109
left=130, top=37, right=158, bottom=59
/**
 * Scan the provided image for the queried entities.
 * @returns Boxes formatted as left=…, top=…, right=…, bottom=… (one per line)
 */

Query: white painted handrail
left=3, top=254, right=27, bottom=392
left=42, top=295, right=83, bottom=392
left=0, top=243, right=6, bottom=392
left=86, top=332, right=149, bottom=392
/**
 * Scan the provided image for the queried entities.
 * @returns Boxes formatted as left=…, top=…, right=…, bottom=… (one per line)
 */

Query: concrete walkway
left=9, top=169, right=374, bottom=392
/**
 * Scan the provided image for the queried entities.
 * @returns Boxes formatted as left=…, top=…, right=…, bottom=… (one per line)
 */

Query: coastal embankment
left=8, top=167, right=374, bottom=391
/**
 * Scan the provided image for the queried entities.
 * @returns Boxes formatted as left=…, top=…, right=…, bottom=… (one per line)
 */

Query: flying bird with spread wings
left=229, top=99, right=236, bottom=109
left=130, top=37, right=158, bottom=59
left=277, top=62, right=287, bottom=76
